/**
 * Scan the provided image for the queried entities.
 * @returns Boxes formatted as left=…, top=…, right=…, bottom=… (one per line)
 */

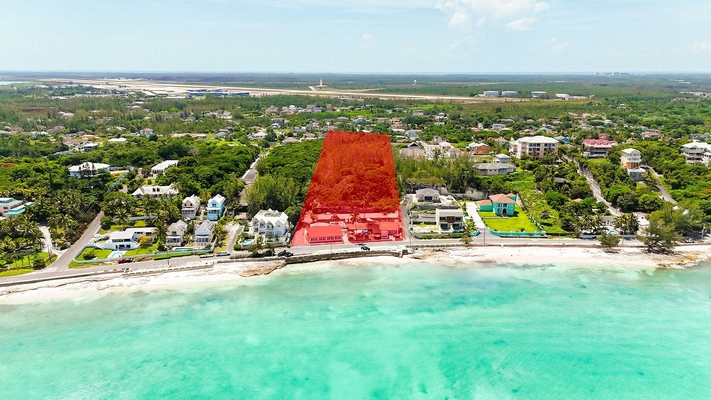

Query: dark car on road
left=278, top=250, right=294, bottom=257
left=117, top=258, right=132, bottom=264
left=360, top=246, right=370, bottom=251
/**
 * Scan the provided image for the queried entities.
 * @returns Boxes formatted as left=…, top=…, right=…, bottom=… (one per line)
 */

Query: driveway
left=43, top=211, right=104, bottom=272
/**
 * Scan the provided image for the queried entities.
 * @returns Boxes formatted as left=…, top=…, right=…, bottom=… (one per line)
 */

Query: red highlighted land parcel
left=291, top=131, right=405, bottom=246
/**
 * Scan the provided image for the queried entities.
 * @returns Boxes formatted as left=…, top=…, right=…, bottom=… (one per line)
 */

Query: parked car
left=278, top=250, right=294, bottom=257
left=216, top=251, right=230, bottom=257
left=117, top=258, right=132, bottom=264
left=360, top=246, right=370, bottom=251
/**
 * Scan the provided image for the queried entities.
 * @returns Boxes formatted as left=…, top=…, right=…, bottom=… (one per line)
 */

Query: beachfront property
left=68, top=162, right=111, bottom=178
left=194, top=220, right=215, bottom=248
left=305, top=225, right=343, bottom=244
left=132, top=184, right=179, bottom=199
left=620, top=148, right=645, bottom=181
left=435, top=209, right=464, bottom=232
left=582, top=139, right=617, bottom=158
left=509, top=136, right=559, bottom=159
left=680, top=141, right=711, bottom=164
left=150, top=160, right=179, bottom=176
left=206, top=194, right=226, bottom=221
left=101, top=227, right=156, bottom=251
left=251, top=209, right=289, bottom=238
left=166, top=220, right=188, bottom=247
left=477, top=194, right=517, bottom=216
left=476, top=163, right=517, bottom=176
left=493, top=154, right=512, bottom=164
left=181, top=195, right=201, bottom=220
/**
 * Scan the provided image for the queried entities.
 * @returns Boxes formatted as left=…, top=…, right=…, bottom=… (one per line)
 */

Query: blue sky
left=2, top=0, right=711, bottom=73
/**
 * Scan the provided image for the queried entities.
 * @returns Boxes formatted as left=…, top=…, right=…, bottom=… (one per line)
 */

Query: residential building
left=166, top=220, right=188, bottom=247
left=415, top=188, right=440, bottom=203
left=101, top=227, right=156, bottom=251
left=476, top=163, right=517, bottom=176
left=0, top=198, right=23, bottom=217
left=501, top=91, right=518, bottom=97
left=509, top=136, right=559, bottom=159
left=68, top=162, right=110, bottom=178
left=399, top=143, right=426, bottom=158
left=206, top=194, right=226, bottom=221
left=181, top=195, right=201, bottom=220
left=680, top=141, right=711, bottom=164
left=466, top=142, right=489, bottom=154
left=620, top=148, right=644, bottom=181
left=251, top=209, right=289, bottom=238
left=83, top=142, right=100, bottom=151
left=582, top=139, right=617, bottom=158
left=477, top=194, right=517, bottom=216
left=194, top=221, right=215, bottom=248
left=620, top=148, right=641, bottom=169
left=306, top=225, right=343, bottom=244
left=493, top=154, right=512, bottom=164
left=435, top=209, right=464, bottom=232
left=107, top=138, right=127, bottom=144
left=132, top=184, right=179, bottom=199
left=531, top=91, right=547, bottom=98
left=150, top=160, right=179, bottom=176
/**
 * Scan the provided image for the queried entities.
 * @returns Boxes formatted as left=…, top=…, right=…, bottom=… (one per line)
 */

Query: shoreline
left=1, top=245, right=709, bottom=305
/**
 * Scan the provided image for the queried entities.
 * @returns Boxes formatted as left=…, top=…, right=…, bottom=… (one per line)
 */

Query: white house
left=476, top=163, right=517, bottom=176
left=151, top=160, right=179, bottom=176
left=251, top=209, right=289, bottom=238
left=181, top=195, right=201, bottom=220
left=620, top=148, right=644, bottom=181
left=194, top=221, right=215, bottom=248
left=435, top=209, right=464, bottom=232
left=101, top=227, right=156, bottom=251
left=681, top=141, right=711, bottom=164
left=509, top=136, right=559, bottom=159
left=107, top=138, right=127, bottom=144
left=493, top=154, right=512, bottom=164
left=132, top=184, right=179, bottom=198
left=166, top=220, right=188, bottom=247
left=68, top=162, right=111, bottom=178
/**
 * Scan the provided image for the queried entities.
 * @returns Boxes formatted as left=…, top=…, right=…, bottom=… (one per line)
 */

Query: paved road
left=42, top=211, right=104, bottom=272
left=241, top=156, right=261, bottom=184
left=571, top=158, right=620, bottom=216
left=648, top=167, right=678, bottom=204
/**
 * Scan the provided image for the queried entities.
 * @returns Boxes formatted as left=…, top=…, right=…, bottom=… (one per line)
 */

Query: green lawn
left=10, top=252, right=56, bottom=268
left=124, top=244, right=159, bottom=256
left=78, top=247, right=112, bottom=260
left=480, top=206, right=541, bottom=233
left=0, top=269, right=34, bottom=277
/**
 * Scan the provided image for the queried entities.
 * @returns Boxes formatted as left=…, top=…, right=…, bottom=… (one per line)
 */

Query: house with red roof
left=583, top=139, right=617, bottom=158
left=477, top=193, right=517, bottom=216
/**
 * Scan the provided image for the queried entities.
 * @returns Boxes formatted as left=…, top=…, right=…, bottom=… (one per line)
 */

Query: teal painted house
left=477, top=193, right=517, bottom=216
left=206, top=194, right=226, bottom=221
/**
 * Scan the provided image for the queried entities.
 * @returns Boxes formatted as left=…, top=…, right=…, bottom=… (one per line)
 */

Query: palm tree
left=614, top=213, right=639, bottom=236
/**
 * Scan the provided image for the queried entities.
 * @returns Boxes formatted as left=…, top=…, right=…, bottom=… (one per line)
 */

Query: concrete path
left=465, top=202, right=488, bottom=231
left=648, top=167, right=677, bottom=204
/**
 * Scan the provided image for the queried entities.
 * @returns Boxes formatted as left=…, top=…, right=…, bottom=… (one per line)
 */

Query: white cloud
left=550, top=37, right=569, bottom=53
left=439, top=0, right=548, bottom=19
left=362, top=33, right=374, bottom=41
left=506, top=17, right=536, bottom=31
left=448, top=11, right=469, bottom=27
left=692, top=42, right=711, bottom=53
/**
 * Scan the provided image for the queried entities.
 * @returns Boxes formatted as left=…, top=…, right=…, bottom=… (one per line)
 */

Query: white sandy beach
left=1, top=245, right=710, bottom=305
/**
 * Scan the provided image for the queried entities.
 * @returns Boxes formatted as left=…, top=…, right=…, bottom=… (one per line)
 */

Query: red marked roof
left=307, top=225, right=342, bottom=238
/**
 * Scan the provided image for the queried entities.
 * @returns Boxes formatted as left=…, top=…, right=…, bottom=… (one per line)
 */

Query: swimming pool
left=108, top=251, right=125, bottom=259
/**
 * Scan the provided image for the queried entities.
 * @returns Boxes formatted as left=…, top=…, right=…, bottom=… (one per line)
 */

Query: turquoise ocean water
left=1, top=261, right=711, bottom=399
